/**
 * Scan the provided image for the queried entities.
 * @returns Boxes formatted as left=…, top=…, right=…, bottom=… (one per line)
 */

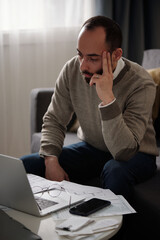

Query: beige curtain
left=0, top=0, right=95, bottom=157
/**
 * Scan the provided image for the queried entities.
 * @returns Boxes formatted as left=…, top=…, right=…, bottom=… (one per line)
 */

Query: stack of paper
left=55, top=216, right=120, bottom=239
left=27, top=174, right=136, bottom=219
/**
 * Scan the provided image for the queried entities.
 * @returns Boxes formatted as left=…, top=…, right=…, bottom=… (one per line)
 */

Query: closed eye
left=76, top=49, right=101, bottom=63
left=89, top=57, right=99, bottom=62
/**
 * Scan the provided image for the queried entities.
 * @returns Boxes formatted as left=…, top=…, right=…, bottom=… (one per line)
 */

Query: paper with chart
left=27, top=174, right=118, bottom=200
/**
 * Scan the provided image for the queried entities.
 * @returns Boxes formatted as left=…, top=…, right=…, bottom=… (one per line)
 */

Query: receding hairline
left=81, top=16, right=122, bottom=51
left=81, top=16, right=121, bottom=31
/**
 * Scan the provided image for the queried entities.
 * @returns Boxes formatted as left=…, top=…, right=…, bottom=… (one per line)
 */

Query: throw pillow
left=147, top=68, right=160, bottom=121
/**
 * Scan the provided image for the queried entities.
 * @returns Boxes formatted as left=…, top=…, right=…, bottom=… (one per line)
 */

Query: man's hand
left=90, top=51, right=115, bottom=105
left=45, top=156, right=70, bottom=182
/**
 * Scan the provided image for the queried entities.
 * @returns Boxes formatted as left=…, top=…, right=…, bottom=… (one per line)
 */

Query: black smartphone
left=69, top=198, right=111, bottom=216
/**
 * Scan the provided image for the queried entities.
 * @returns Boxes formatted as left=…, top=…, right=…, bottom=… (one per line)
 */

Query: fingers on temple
left=103, top=51, right=112, bottom=75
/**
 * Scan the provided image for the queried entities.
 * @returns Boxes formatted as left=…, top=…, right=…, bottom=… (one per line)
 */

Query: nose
left=79, top=57, right=89, bottom=72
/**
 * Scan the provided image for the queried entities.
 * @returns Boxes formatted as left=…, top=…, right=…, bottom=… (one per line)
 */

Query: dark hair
left=82, top=16, right=122, bottom=53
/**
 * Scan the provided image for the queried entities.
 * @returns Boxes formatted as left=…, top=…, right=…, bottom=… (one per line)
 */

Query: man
left=21, top=16, right=158, bottom=200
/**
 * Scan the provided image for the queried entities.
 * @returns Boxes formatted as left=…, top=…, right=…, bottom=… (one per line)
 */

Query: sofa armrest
left=30, top=87, right=78, bottom=140
left=30, top=88, right=54, bottom=139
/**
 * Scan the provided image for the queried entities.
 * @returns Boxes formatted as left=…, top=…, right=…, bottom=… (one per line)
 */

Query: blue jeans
left=21, top=142, right=156, bottom=200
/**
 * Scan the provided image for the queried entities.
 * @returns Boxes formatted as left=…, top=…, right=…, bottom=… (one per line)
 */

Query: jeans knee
left=101, top=159, right=133, bottom=198
left=101, top=159, right=122, bottom=179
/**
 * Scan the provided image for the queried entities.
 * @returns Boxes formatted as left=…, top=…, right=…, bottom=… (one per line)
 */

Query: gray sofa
left=30, top=50, right=160, bottom=239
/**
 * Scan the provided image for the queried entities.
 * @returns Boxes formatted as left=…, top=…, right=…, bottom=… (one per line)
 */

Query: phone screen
left=69, top=198, right=111, bottom=216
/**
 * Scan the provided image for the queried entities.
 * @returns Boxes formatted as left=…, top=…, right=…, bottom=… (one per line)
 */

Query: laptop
left=0, top=154, right=84, bottom=217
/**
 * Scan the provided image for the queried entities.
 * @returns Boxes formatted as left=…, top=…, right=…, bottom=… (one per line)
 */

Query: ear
left=112, top=48, right=123, bottom=61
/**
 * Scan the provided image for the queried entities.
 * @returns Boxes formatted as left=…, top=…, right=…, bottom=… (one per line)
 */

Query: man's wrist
left=45, top=155, right=58, bottom=166
left=100, top=98, right=116, bottom=108
left=101, top=92, right=115, bottom=106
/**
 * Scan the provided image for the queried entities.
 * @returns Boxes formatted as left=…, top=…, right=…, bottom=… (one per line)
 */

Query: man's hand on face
left=89, top=51, right=115, bottom=105
left=45, top=156, right=70, bottom=182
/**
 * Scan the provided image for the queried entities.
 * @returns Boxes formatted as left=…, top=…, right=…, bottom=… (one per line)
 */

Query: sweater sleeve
left=39, top=61, right=74, bottom=157
left=99, top=82, right=156, bottom=161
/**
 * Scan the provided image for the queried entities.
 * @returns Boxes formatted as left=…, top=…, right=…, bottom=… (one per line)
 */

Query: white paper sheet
left=60, top=180, right=118, bottom=200
left=56, top=216, right=94, bottom=232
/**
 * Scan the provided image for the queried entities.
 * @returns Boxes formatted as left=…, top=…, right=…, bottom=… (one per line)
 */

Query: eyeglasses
left=32, top=184, right=71, bottom=208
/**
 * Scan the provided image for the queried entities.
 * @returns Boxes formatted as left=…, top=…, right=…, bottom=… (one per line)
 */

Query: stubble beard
left=82, top=69, right=103, bottom=84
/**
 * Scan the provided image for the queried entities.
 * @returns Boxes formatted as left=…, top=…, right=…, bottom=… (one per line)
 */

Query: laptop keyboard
left=35, top=197, right=58, bottom=210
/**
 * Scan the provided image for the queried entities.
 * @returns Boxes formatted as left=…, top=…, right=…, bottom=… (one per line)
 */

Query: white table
left=6, top=208, right=122, bottom=240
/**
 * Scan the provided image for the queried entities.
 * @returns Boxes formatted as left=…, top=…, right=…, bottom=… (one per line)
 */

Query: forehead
left=77, top=27, right=108, bottom=55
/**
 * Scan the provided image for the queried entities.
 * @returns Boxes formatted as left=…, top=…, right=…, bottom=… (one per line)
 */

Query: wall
left=0, top=28, right=79, bottom=157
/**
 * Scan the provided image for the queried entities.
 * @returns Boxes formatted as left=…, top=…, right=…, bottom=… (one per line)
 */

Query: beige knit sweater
left=40, top=56, right=159, bottom=161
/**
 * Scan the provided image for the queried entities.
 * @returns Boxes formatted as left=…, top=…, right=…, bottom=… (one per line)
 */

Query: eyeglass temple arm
left=34, top=187, right=61, bottom=194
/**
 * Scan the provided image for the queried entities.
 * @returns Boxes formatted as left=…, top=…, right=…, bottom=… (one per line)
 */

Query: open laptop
left=0, top=154, right=84, bottom=217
